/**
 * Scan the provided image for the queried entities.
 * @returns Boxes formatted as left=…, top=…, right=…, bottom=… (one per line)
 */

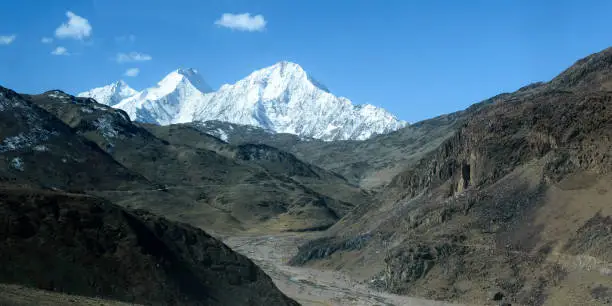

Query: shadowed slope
left=0, top=188, right=298, bottom=306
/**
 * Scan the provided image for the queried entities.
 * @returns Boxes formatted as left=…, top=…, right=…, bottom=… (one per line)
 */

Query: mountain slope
left=289, top=47, right=612, bottom=306
left=143, top=122, right=369, bottom=214
left=193, top=115, right=461, bottom=189
left=0, top=187, right=298, bottom=306
left=0, top=87, right=151, bottom=192
left=27, top=89, right=359, bottom=233
left=549, top=46, right=612, bottom=91
left=78, top=62, right=406, bottom=140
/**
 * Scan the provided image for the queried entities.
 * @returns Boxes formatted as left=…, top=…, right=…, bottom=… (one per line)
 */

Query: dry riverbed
left=224, top=233, right=460, bottom=306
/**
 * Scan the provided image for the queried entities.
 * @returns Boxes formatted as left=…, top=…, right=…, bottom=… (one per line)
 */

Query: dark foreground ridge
left=0, top=188, right=298, bottom=306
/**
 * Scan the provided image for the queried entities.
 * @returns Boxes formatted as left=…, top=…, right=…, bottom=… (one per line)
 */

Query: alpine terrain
left=9, top=1, right=612, bottom=305
left=78, top=62, right=407, bottom=141
left=3, top=46, right=612, bottom=306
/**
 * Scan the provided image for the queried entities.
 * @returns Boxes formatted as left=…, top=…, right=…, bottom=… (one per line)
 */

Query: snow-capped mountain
left=113, top=68, right=213, bottom=125
left=78, top=62, right=407, bottom=140
left=77, top=80, right=137, bottom=107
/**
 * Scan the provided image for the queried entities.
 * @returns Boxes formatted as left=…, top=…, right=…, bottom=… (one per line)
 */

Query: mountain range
left=77, top=62, right=407, bottom=141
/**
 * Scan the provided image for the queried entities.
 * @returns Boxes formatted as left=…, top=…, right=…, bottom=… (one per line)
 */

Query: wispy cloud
left=115, top=52, right=152, bottom=63
left=115, top=34, right=136, bottom=43
left=41, top=37, right=54, bottom=44
left=124, top=68, right=140, bottom=77
left=214, top=13, right=266, bottom=32
left=55, top=11, right=92, bottom=40
left=0, top=35, right=16, bottom=45
left=51, top=46, right=70, bottom=56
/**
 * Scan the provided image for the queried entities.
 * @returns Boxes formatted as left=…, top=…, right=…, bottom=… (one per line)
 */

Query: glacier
left=78, top=61, right=407, bottom=141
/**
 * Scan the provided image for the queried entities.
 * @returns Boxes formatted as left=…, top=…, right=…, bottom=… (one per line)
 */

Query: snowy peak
left=252, top=61, right=307, bottom=80
left=274, top=61, right=329, bottom=92
left=192, top=61, right=406, bottom=140
left=136, top=67, right=212, bottom=102
left=251, top=61, right=306, bottom=78
left=240, top=61, right=330, bottom=96
left=157, top=68, right=212, bottom=94
left=78, top=62, right=407, bottom=140
left=110, top=68, right=213, bottom=125
left=77, top=80, right=137, bottom=106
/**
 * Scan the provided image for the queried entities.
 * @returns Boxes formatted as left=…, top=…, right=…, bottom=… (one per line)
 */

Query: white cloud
left=115, top=52, right=152, bottom=63
left=0, top=35, right=16, bottom=45
left=41, top=37, right=54, bottom=44
left=124, top=68, right=140, bottom=77
left=55, top=11, right=92, bottom=40
left=51, top=46, right=70, bottom=56
left=214, top=13, right=266, bottom=32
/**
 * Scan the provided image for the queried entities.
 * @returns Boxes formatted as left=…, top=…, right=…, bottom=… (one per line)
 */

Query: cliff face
left=0, top=188, right=298, bottom=306
left=387, top=89, right=611, bottom=201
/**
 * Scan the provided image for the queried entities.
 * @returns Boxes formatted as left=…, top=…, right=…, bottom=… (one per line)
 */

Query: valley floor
left=224, top=233, right=460, bottom=306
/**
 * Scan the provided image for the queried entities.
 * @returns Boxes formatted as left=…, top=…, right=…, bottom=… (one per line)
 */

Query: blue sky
left=1, top=0, right=612, bottom=122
